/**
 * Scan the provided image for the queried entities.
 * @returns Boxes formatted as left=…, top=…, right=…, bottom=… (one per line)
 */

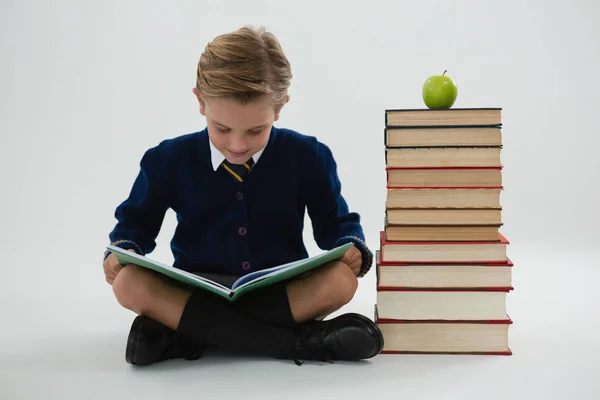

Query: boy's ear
left=192, top=88, right=206, bottom=116
left=274, top=95, right=290, bottom=121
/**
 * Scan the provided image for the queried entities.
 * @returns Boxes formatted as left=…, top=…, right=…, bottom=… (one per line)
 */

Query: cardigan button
left=238, top=227, right=247, bottom=236
left=236, top=192, right=244, bottom=200
left=241, top=261, right=251, bottom=271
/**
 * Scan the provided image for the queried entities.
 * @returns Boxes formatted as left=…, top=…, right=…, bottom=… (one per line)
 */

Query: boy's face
left=194, top=89, right=280, bottom=165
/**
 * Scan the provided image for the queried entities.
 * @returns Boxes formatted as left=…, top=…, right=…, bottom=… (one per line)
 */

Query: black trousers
left=191, top=271, right=299, bottom=328
left=175, top=272, right=301, bottom=358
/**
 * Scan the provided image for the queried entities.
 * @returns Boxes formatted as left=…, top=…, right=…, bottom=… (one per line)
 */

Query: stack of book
left=375, top=108, right=513, bottom=355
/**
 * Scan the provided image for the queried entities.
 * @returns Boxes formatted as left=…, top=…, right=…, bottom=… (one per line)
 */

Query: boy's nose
left=229, top=137, right=248, bottom=152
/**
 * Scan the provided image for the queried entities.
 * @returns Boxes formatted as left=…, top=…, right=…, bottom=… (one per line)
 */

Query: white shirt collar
left=209, top=138, right=265, bottom=171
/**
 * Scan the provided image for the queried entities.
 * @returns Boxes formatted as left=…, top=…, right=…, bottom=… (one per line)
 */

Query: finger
left=342, top=255, right=357, bottom=267
left=104, top=270, right=116, bottom=282
left=105, top=253, right=119, bottom=268
left=107, top=250, right=135, bottom=263
left=341, top=249, right=354, bottom=262
left=107, top=257, right=122, bottom=272
left=343, top=247, right=359, bottom=263
left=351, top=249, right=361, bottom=263
left=104, top=266, right=116, bottom=281
left=110, top=263, right=124, bottom=275
left=104, top=265, right=116, bottom=276
left=108, top=255, right=121, bottom=267
left=104, top=261, right=114, bottom=274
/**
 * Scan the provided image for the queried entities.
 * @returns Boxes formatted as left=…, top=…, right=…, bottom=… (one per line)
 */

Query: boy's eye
left=214, top=126, right=262, bottom=135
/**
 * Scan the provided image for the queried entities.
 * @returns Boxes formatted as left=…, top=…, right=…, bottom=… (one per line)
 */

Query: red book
left=379, top=230, right=510, bottom=264
left=376, top=314, right=513, bottom=355
left=376, top=250, right=514, bottom=289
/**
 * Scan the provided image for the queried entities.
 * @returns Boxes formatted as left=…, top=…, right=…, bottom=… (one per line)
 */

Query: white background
left=1, top=0, right=599, bottom=399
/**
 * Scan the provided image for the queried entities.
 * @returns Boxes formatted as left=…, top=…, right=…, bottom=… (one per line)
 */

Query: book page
left=230, top=243, right=353, bottom=295
left=231, top=258, right=306, bottom=289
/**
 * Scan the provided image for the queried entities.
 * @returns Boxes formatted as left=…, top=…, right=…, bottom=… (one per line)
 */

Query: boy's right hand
left=103, top=249, right=136, bottom=285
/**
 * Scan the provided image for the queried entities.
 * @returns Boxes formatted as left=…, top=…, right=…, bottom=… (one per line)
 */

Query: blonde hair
left=196, top=26, right=292, bottom=113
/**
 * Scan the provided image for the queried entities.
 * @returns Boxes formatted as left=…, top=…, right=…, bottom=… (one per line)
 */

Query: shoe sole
left=345, top=312, right=385, bottom=358
left=125, top=316, right=143, bottom=365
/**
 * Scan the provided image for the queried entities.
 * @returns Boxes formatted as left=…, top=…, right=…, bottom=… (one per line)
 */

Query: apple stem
left=443, top=70, right=447, bottom=76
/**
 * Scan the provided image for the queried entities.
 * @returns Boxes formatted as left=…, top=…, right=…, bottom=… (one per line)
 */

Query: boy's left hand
left=340, top=246, right=361, bottom=276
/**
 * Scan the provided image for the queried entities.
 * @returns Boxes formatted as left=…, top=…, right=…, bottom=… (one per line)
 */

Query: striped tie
left=222, top=158, right=254, bottom=183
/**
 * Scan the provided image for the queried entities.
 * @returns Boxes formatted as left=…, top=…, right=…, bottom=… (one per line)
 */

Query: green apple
left=422, top=70, right=458, bottom=109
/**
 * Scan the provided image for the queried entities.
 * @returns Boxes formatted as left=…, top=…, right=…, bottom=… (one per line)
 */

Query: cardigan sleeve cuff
left=334, top=235, right=373, bottom=278
left=103, top=239, right=144, bottom=261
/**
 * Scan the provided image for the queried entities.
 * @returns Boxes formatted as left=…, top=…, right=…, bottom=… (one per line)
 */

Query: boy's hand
left=340, top=246, right=362, bottom=277
left=103, top=249, right=136, bottom=285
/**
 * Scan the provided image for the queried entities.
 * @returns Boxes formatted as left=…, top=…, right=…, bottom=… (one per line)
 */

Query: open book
left=106, top=242, right=353, bottom=302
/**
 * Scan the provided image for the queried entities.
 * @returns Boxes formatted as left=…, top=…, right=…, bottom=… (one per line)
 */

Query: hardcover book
left=106, top=242, right=353, bottom=302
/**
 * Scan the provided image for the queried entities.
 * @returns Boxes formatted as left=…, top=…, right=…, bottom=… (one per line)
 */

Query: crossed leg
left=111, top=260, right=359, bottom=331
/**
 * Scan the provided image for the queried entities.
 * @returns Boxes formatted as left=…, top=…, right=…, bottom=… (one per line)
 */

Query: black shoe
left=284, top=313, right=384, bottom=365
left=125, top=315, right=206, bottom=366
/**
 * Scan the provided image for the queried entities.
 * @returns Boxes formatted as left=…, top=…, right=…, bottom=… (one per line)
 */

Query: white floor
left=2, top=245, right=599, bottom=400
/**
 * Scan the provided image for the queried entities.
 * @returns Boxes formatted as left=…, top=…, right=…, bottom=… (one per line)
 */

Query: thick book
left=376, top=315, right=513, bottom=355
left=385, top=146, right=503, bottom=168
left=375, top=250, right=513, bottom=288
left=384, top=125, right=502, bottom=148
left=385, top=108, right=502, bottom=127
left=383, top=223, right=502, bottom=242
left=385, top=208, right=502, bottom=226
left=385, top=167, right=503, bottom=188
left=376, top=286, right=513, bottom=321
left=379, top=231, right=509, bottom=263
left=106, top=242, right=353, bottom=302
left=386, top=187, right=502, bottom=208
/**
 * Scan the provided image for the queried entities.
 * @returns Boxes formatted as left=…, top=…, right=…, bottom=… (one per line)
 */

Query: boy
left=103, top=25, right=383, bottom=366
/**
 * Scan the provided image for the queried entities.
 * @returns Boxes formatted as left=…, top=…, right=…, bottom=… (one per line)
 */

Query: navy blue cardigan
left=105, top=126, right=372, bottom=277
